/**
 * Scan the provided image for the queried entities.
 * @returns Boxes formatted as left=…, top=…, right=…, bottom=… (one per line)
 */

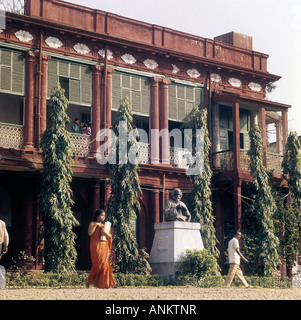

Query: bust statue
left=164, top=188, right=191, bottom=222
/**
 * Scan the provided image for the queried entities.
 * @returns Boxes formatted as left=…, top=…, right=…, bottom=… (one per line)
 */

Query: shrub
left=176, top=249, right=220, bottom=279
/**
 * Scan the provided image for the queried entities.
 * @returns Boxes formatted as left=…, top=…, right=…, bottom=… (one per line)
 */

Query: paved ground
left=1, top=287, right=301, bottom=300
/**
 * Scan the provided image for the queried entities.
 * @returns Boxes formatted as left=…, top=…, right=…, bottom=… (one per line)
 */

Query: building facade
left=0, top=0, right=290, bottom=270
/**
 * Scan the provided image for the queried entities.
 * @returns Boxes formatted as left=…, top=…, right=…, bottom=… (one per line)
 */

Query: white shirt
left=228, top=237, right=240, bottom=265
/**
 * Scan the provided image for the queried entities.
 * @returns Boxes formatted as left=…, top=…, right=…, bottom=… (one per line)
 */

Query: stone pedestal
left=149, top=222, right=204, bottom=276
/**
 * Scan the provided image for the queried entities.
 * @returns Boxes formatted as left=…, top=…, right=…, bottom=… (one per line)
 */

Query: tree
left=247, top=126, right=279, bottom=276
left=39, top=83, right=79, bottom=273
left=281, top=131, right=301, bottom=276
left=106, top=96, right=144, bottom=273
left=182, top=107, right=219, bottom=258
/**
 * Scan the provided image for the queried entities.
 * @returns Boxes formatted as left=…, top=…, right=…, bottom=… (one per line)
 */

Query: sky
left=69, top=0, right=301, bottom=138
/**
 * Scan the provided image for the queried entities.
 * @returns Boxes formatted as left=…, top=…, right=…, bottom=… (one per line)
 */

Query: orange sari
left=87, top=222, right=115, bottom=288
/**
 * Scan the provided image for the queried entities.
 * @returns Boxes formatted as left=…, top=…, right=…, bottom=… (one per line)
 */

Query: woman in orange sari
left=86, top=209, right=115, bottom=288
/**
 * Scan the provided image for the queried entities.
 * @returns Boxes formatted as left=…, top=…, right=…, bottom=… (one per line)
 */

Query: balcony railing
left=137, top=143, right=193, bottom=169
left=266, top=152, right=283, bottom=175
left=0, top=122, right=23, bottom=149
left=70, top=133, right=91, bottom=157
left=212, top=149, right=284, bottom=175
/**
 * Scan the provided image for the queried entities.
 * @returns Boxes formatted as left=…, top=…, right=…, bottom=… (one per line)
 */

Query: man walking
left=0, top=219, right=9, bottom=260
left=224, top=231, right=249, bottom=287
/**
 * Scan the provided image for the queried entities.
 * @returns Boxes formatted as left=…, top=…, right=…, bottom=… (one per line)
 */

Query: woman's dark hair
left=92, top=209, right=105, bottom=222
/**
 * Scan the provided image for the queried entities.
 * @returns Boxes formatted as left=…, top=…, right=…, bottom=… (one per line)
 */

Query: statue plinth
left=149, top=221, right=204, bottom=276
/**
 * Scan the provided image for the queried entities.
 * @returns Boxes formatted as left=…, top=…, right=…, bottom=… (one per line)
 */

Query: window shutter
left=195, top=88, right=202, bottom=108
left=1, top=49, right=11, bottom=66
left=81, top=65, right=91, bottom=105
left=131, top=90, right=140, bottom=113
left=47, top=59, right=58, bottom=97
left=69, top=79, right=80, bottom=103
left=59, top=61, right=69, bottom=77
left=141, top=78, right=150, bottom=116
left=112, top=72, right=121, bottom=110
left=12, top=52, right=24, bottom=94
left=178, top=99, right=185, bottom=121
left=70, top=63, right=80, bottom=79
left=1, top=66, right=11, bottom=91
left=168, top=84, right=177, bottom=121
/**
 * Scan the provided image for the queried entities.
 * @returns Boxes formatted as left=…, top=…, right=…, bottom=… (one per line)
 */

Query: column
left=282, top=110, right=288, bottom=147
left=40, top=55, right=50, bottom=137
left=234, top=178, right=242, bottom=232
left=91, top=179, right=100, bottom=216
left=258, top=106, right=267, bottom=167
left=150, top=78, right=160, bottom=164
left=276, top=120, right=283, bottom=154
left=22, top=181, right=34, bottom=257
left=232, top=99, right=240, bottom=170
left=23, top=51, right=36, bottom=150
left=150, top=189, right=160, bottom=245
left=159, top=79, right=170, bottom=164
left=90, top=65, right=102, bottom=156
left=212, top=103, right=220, bottom=168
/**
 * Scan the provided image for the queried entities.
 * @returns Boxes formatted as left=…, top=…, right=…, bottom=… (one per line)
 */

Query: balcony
left=0, top=122, right=23, bottom=149
left=70, top=133, right=91, bottom=157
left=212, top=149, right=283, bottom=175
left=137, top=142, right=192, bottom=169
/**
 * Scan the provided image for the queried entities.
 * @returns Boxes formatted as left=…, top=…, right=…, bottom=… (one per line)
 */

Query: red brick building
left=0, top=0, right=290, bottom=270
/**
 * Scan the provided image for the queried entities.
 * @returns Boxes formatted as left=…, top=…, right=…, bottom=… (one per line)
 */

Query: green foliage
left=282, top=131, right=301, bottom=207
left=247, top=126, right=279, bottom=276
left=39, top=83, right=79, bottom=273
left=107, top=96, right=147, bottom=274
left=182, top=107, right=219, bottom=257
left=176, top=249, right=220, bottom=279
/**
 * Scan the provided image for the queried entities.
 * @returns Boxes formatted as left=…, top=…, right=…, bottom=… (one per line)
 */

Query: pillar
left=23, top=51, right=36, bottom=150
left=232, top=99, right=240, bottom=170
left=159, top=79, right=170, bottom=164
left=150, top=78, right=160, bottom=164
left=91, top=179, right=100, bottom=217
left=258, top=107, right=267, bottom=167
left=40, top=54, right=50, bottom=137
left=234, top=178, right=242, bottom=232
left=150, top=189, right=160, bottom=245
left=90, top=65, right=102, bottom=156
left=276, top=120, right=283, bottom=154
left=282, top=110, right=288, bottom=147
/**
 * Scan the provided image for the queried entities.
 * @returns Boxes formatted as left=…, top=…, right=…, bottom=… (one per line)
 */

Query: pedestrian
left=72, top=118, right=80, bottom=133
left=0, top=219, right=9, bottom=260
left=224, top=231, right=249, bottom=287
left=86, top=209, right=115, bottom=289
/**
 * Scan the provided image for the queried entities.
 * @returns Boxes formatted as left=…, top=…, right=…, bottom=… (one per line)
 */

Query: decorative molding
left=248, top=82, right=262, bottom=92
left=45, top=36, right=63, bottom=49
left=228, top=77, right=242, bottom=87
left=0, top=29, right=3, bottom=34
left=187, top=69, right=200, bottom=78
left=172, top=64, right=180, bottom=74
left=98, top=48, right=113, bottom=60
left=211, top=73, right=222, bottom=83
left=143, top=59, right=158, bottom=70
left=121, top=53, right=136, bottom=64
left=73, top=43, right=90, bottom=55
left=14, top=30, right=34, bottom=42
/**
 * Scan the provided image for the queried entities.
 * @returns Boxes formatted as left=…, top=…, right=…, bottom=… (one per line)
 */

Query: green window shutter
left=112, top=72, right=121, bottom=110
left=1, top=49, right=12, bottom=66
left=69, top=79, right=80, bottom=103
left=1, top=66, right=11, bottom=91
left=195, top=88, right=202, bottom=108
left=131, top=90, right=141, bottom=113
left=12, top=52, right=24, bottom=94
left=47, top=59, right=58, bottom=97
left=168, top=83, right=177, bottom=121
left=178, top=99, right=185, bottom=121
left=141, top=78, right=150, bottom=116
left=59, top=61, right=69, bottom=77
left=122, top=74, right=131, bottom=89
left=186, top=86, right=194, bottom=100
left=81, top=65, right=91, bottom=105
left=70, top=63, right=80, bottom=79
